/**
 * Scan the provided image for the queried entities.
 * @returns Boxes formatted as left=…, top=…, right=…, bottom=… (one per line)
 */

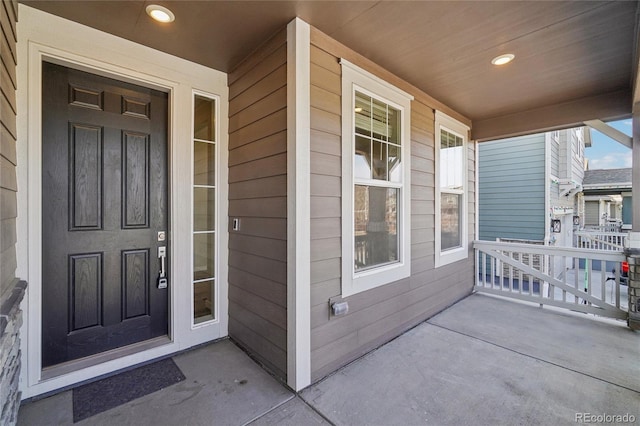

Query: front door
left=41, top=62, right=169, bottom=368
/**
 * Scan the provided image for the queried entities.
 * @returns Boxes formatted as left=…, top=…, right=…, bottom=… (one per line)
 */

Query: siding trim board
left=286, top=18, right=312, bottom=391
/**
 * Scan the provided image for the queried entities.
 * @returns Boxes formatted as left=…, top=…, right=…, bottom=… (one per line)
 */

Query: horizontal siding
left=550, top=136, right=559, bottom=177
left=309, top=44, right=342, bottom=342
left=570, top=131, right=585, bottom=183
left=0, top=0, right=17, bottom=300
left=622, top=196, right=633, bottom=225
left=478, top=134, right=545, bottom=242
left=561, top=131, right=569, bottom=181
left=227, top=29, right=287, bottom=379
left=309, top=39, right=475, bottom=382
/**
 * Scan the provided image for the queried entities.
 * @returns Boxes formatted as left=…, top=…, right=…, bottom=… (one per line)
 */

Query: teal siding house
left=479, top=128, right=589, bottom=247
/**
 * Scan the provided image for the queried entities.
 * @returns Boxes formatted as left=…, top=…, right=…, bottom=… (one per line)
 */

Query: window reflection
left=354, top=185, right=398, bottom=271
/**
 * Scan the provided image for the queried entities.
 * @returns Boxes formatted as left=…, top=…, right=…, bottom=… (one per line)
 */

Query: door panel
left=42, top=62, right=169, bottom=368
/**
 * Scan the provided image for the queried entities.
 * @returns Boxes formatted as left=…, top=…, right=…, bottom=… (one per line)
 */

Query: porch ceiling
left=22, top=0, right=640, bottom=140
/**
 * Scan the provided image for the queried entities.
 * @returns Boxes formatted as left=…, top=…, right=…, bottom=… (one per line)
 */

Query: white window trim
left=341, top=59, right=413, bottom=297
left=435, top=111, right=470, bottom=268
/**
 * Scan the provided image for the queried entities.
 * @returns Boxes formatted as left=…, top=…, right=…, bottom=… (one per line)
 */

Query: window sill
left=343, top=261, right=410, bottom=298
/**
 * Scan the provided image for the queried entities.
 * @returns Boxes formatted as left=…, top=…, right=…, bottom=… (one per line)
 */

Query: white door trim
left=17, top=4, right=229, bottom=399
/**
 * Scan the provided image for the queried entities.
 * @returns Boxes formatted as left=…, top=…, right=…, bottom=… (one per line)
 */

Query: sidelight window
left=192, top=94, right=217, bottom=325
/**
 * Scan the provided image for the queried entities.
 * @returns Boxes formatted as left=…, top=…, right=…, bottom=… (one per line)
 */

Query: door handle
left=158, top=246, right=168, bottom=289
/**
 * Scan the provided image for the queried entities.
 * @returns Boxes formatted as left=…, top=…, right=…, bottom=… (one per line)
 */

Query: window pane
left=194, top=232, right=215, bottom=280
left=354, top=185, right=398, bottom=271
left=440, top=129, right=464, bottom=190
left=388, top=106, right=400, bottom=144
left=441, top=193, right=461, bottom=251
left=194, top=279, right=214, bottom=324
left=372, top=141, right=388, bottom=180
left=388, top=144, right=401, bottom=182
left=194, top=96, right=216, bottom=141
left=372, top=98, right=388, bottom=141
left=194, top=141, right=215, bottom=186
left=194, top=188, right=215, bottom=232
left=355, top=92, right=372, bottom=136
left=355, top=136, right=371, bottom=179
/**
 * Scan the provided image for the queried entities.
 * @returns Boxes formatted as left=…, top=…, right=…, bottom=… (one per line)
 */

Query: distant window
left=577, top=129, right=585, bottom=159
left=341, top=60, right=413, bottom=297
left=435, top=112, right=469, bottom=267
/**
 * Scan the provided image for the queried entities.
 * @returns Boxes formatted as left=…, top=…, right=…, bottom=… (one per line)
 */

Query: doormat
left=72, top=358, right=186, bottom=422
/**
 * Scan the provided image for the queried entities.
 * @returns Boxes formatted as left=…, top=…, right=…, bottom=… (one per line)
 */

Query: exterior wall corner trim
left=286, top=17, right=312, bottom=391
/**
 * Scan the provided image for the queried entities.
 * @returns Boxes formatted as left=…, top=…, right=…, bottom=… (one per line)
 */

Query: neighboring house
left=0, top=2, right=639, bottom=422
left=581, top=168, right=633, bottom=230
left=479, top=127, right=589, bottom=248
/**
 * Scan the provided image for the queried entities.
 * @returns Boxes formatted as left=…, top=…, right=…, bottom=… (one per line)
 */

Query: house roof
left=22, top=1, right=640, bottom=140
left=583, top=168, right=633, bottom=191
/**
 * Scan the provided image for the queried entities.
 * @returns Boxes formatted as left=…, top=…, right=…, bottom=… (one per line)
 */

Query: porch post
left=633, top=106, right=640, bottom=233
left=625, top=104, right=640, bottom=329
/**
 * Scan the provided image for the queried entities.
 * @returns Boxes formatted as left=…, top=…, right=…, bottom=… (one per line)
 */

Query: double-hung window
left=435, top=111, right=469, bottom=267
left=341, top=60, right=413, bottom=297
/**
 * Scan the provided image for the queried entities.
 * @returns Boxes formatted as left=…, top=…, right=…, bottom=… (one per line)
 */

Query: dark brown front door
left=41, top=62, right=169, bottom=368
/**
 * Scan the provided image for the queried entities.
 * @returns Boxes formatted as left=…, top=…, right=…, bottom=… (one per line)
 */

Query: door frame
left=17, top=5, right=229, bottom=398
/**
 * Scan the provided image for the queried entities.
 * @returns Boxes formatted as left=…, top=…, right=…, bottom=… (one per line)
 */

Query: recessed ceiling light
left=146, top=5, right=175, bottom=23
left=491, top=54, right=515, bottom=66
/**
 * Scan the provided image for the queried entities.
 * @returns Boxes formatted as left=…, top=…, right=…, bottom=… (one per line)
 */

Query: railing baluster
left=615, top=267, right=620, bottom=308
left=562, top=255, right=567, bottom=303
left=547, top=254, right=552, bottom=300
left=587, top=260, right=593, bottom=306
left=475, top=248, right=479, bottom=289
left=528, top=253, right=533, bottom=297
left=600, top=260, right=606, bottom=305
left=509, top=252, right=514, bottom=292
left=518, top=252, right=523, bottom=295
left=574, top=257, right=580, bottom=304
left=491, top=251, right=496, bottom=289
left=481, top=252, right=487, bottom=288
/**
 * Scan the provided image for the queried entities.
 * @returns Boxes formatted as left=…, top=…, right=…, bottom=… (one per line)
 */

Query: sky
left=585, top=119, right=632, bottom=170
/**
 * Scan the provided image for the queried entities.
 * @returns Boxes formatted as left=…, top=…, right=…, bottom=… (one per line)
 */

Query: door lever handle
left=158, top=246, right=167, bottom=288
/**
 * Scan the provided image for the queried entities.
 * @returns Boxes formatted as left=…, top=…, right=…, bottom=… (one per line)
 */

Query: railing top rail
left=575, top=231, right=628, bottom=237
left=473, top=240, right=626, bottom=261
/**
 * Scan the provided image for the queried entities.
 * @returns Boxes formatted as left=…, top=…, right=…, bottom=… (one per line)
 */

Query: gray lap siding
left=309, top=30, right=475, bottom=382
left=227, top=29, right=289, bottom=379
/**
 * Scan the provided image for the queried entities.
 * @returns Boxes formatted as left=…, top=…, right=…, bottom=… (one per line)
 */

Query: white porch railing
left=474, top=240, right=628, bottom=320
left=574, top=231, right=627, bottom=251
left=584, top=223, right=622, bottom=233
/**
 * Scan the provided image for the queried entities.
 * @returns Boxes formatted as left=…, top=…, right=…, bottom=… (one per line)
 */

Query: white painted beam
left=584, top=119, right=632, bottom=149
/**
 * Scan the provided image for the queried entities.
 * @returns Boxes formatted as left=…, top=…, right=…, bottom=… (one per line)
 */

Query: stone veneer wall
left=0, top=282, right=26, bottom=426
left=625, top=253, right=640, bottom=330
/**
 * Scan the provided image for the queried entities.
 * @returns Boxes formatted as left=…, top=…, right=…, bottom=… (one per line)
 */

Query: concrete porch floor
left=18, top=293, right=639, bottom=425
